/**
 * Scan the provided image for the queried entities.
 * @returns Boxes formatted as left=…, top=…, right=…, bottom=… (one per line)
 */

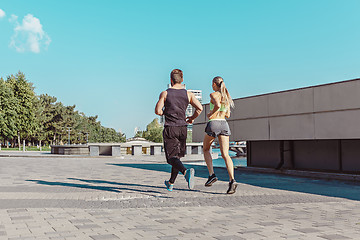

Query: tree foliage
left=0, top=72, right=126, bottom=147
left=141, top=118, right=163, bottom=143
left=0, top=77, right=18, bottom=141
left=6, top=72, right=37, bottom=146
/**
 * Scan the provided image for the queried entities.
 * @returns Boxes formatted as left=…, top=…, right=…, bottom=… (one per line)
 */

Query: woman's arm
left=207, top=92, right=221, bottom=119
left=225, top=109, right=231, bottom=118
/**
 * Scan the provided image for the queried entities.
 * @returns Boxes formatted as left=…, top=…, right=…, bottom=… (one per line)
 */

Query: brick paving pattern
left=0, top=153, right=359, bottom=239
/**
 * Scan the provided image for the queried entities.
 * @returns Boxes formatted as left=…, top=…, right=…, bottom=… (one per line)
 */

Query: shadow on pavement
left=108, top=163, right=217, bottom=179
left=110, top=163, right=360, bottom=201
left=26, top=179, right=122, bottom=192
left=26, top=179, right=164, bottom=195
left=68, top=177, right=225, bottom=195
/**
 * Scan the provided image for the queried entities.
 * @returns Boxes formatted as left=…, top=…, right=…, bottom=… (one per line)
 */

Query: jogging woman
left=203, top=76, right=237, bottom=194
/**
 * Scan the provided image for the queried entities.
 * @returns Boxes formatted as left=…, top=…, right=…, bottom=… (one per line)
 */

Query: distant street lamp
left=66, top=127, right=72, bottom=145
left=85, top=132, right=89, bottom=144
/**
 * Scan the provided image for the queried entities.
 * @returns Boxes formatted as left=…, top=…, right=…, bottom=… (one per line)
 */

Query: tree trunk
left=6, top=139, right=9, bottom=148
left=39, top=140, right=42, bottom=151
left=18, top=133, right=21, bottom=151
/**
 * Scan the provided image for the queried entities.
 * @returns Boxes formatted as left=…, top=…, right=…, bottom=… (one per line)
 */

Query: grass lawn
left=0, top=147, right=51, bottom=151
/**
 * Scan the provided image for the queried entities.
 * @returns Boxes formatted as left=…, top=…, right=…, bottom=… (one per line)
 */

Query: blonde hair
left=213, top=76, right=234, bottom=111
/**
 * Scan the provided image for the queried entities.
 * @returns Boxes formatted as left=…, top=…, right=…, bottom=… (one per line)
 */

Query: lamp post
left=66, top=127, right=72, bottom=145
left=85, top=132, right=89, bottom=144
left=78, top=132, right=82, bottom=144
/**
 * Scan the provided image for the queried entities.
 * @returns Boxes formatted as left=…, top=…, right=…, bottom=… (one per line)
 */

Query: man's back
left=154, top=68, right=202, bottom=191
left=163, top=88, right=189, bottom=127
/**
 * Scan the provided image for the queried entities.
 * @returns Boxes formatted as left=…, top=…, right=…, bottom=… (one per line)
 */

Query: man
left=155, top=69, right=203, bottom=191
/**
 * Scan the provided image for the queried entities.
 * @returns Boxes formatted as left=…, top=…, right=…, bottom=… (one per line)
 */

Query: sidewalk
left=0, top=153, right=359, bottom=239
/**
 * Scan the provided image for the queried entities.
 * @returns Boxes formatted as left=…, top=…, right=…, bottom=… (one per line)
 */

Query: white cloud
left=9, top=14, right=51, bottom=53
left=9, top=14, right=18, bottom=23
left=0, top=9, right=5, bottom=18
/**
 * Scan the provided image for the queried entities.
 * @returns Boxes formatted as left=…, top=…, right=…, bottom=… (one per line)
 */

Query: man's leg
left=163, top=126, right=186, bottom=184
left=167, top=157, right=186, bottom=175
left=163, top=126, right=195, bottom=189
left=179, top=126, right=195, bottom=190
left=169, top=167, right=179, bottom=184
left=167, top=156, right=186, bottom=184
left=165, top=160, right=184, bottom=191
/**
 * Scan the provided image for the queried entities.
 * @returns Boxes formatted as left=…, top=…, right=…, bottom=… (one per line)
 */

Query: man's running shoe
left=164, top=180, right=173, bottom=191
left=184, top=168, right=195, bottom=190
left=226, top=179, right=237, bottom=194
left=205, top=174, right=218, bottom=187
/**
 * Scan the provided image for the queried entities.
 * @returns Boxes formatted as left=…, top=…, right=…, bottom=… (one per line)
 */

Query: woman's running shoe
left=205, top=174, right=218, bottom=187
left=226, top=179, right=237, bottom=194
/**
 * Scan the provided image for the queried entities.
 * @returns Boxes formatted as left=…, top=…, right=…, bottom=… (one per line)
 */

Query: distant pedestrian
left=155, top=69, right=203, bottom=191
left=203, top=76, right=237, bottom=194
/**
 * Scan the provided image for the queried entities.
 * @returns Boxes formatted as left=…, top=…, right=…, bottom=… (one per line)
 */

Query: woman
left=203, top=76, right=237, bottom=194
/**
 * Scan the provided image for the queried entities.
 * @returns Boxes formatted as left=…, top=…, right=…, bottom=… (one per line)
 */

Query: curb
left=235, top=166, right=360, bottom=182
left=0, top=153, right=117, bottom=159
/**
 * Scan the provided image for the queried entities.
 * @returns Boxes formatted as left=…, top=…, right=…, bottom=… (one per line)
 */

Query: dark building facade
left=192, top=78, right=360, bottom=174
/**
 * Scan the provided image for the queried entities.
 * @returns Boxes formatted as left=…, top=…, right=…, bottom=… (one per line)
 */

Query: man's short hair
left=170, top=69, right=183, bottom=84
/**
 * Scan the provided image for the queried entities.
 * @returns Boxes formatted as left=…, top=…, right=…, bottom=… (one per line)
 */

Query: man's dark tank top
left=164, top=88, right=189, bottom=127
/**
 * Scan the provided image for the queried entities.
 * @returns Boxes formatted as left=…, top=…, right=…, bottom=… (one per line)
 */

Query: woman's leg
left=203, top=134, right=216, bottom=175
left=218, top=135, right=234, bottom=181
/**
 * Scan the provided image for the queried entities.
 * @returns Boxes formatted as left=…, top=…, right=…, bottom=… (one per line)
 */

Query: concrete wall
left=193, top=78, right=360, bottom=142
left=247, top=139, right=360, bottom=174
left=192, top=78, right=360, bottom=174
left=341, top=140, right=360, bottom=172
left=99, top=146, right=112, bottom=156
left=51, top=145, right=89, bottom=155
left=248, top=141, right=281, bottom=168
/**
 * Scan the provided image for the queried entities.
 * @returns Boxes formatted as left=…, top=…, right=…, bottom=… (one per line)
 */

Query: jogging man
left=155, top=69, right=203, bottom=191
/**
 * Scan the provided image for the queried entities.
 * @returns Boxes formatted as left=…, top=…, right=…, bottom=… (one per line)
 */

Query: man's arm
left=186, top=91, right=203, bottom=124
left=155, top=91, right=167, bottom=116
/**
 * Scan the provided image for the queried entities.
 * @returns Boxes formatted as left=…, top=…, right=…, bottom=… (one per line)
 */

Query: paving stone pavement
left=0, top=153, right=359, bottom=239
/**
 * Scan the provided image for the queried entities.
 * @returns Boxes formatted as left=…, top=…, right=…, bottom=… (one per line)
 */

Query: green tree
left=0, top=77, right=18, bottom=146
left=81, top=115, right=125, bottom=143
left=6, top=72, right=37, bottom=148
left=1, top=71, right=126, bottom=147
left=37, top=94, right=58, bottom=145
left=32, top=96, right=45, bottom=148
left=134, top=130, right=143, bottom=138
left=142, top=118, right=163, bottom=143
left=186, top=130, right=192, bottom=143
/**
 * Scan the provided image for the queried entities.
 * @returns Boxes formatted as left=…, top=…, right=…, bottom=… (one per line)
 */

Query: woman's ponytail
left=213, top=76, right=234, bottom=111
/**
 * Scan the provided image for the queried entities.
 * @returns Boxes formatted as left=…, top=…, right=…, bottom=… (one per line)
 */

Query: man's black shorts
left=163, top=126, right=187, bottom=160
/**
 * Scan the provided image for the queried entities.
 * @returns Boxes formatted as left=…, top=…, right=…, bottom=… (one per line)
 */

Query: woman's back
left=208, top=92, right=229, bottom=120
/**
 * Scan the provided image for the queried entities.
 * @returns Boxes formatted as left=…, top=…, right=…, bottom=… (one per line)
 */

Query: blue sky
left=1, top=0, right=360, bottom=137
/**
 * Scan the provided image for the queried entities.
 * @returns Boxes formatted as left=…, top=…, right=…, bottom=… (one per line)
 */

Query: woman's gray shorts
left=205, top=120, right=231, bottom=138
